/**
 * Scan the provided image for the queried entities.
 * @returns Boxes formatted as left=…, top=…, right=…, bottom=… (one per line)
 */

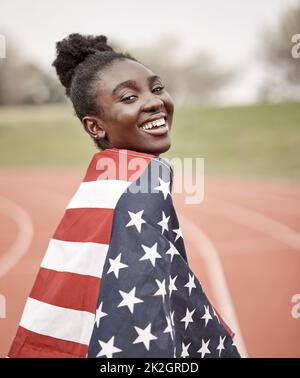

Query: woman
left=8, top=34, right=240, bottom=358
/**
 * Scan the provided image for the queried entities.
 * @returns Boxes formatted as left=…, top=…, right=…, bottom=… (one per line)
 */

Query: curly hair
left=52, top=33, right=137, bottom=149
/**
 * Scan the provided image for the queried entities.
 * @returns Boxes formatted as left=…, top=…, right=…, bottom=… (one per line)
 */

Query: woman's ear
left=82, top=116, right=106, bottom=140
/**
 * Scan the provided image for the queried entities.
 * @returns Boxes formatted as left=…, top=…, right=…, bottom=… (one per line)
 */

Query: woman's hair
left=52, top=33, right=137, bottom=149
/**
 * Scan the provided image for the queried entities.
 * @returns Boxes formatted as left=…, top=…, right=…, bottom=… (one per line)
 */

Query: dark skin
left=82, top=59, right=174, bottom=156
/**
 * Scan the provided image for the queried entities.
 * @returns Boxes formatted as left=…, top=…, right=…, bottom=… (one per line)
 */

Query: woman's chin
left=146, top=136, right=172, bottom=156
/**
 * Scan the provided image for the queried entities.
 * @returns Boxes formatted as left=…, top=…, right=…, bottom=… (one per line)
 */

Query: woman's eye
left=153, top=86, right=165, bottom=93
left=121, top=95, right=136, bottom=103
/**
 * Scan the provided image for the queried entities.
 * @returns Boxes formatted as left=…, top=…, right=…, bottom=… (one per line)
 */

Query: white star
left=107, top=253, right=128, bottom=279
left=153, top=278, right=167, bottom=302
left=166, top=242, right=180, bottom=262
left=95, top=302, right=108, bottom=328
left=217, top=336, right=226, bottom=357
left=140, top=242, right=161, bottom=267
left=184, top=273, right=196, bottom=296
left=170, top=310, right=175, bottom=327
left=180, top=307, right=196, bottom=330
left=157, top=211, right=170, bottom=234
left=118, top=287, right=143, bottom=314
left=173, top=227, right=183, bottom=241
left=201, top=305, right=213, bottom=327
left=164, top=315, right=174, bottom=340
left=133, top=323, right=157, bottom=351
left=181, top=342, right=191, bottom=358
left=96, top=336, right=122, bottom=358
left=154, top=177, right=171, bottom=200
left=126, top=210, right=146, bottom=232
left=197, top=339, right=211, bottom=358
left=212, top=306, right=220, bottom=323
left=168, top=275, right=178, bottom=298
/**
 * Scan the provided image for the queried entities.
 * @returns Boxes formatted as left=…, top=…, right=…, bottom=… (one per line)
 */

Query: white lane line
left=178, top=212, right=248, bottom=358
left=205, top=196, right=300, bottom=252
left=0, top=196, right=34, bottom=278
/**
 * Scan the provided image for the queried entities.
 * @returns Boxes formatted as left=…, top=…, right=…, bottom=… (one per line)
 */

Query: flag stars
left=126, top=210, right=146, bottom=232
left=133, top=323, right=157, bottom=351
left=212, top=306, right=220, bottom=323
left=201, top=305, right=213, bottom=327
left=181, top=342, right=191, bottom=358
left=184, top=273, right=196, bottom=296
left=107, top=253, right=128, bottom=279
left=95, top=302, right=107, bottom=328
left=197, top=339, right=211, bottom=358
left=157, top=211, right=170, bottom=234
left=180, top=307, right=196, bottom=330
left=154, top=177, right=171, bottom=200
left=164, top=315, right=174, bottom=340
left=96, top=336, right=122, bottom=358
left=153, top=278, right=167, bottom=302
left=166, top=242, right=180, bottom=262
left=173, top=227, right=183, bottom=242
left=118, top=287, right=143, bottom=314
left=168, top=274, right=178, bottom=298
left=217, top=336, right=226, bottom=357
left=170, top=310, right=175, bottom=327
left=140, top=242, right=162, bottom=267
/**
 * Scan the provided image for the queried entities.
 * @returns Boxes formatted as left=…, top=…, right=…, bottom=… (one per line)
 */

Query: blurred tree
left=258, top=4, right=300, bottom=101
left=118, top=36, right=234, bottom=106
left=0, top=34, right=65, bottom=105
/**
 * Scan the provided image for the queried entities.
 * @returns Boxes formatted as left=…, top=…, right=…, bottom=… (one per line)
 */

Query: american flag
left=8, top=148, right=240, bottom=358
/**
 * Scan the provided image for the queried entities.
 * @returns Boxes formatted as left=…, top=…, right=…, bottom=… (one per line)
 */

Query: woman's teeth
left=141, top=117, right=166, bottom=130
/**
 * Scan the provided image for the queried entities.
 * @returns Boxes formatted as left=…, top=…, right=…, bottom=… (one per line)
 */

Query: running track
left=0, top=168, right=299, bottom=357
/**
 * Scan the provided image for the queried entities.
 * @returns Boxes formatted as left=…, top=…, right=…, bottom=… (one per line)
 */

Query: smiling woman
left=52, top=33, right=174, bottom=155
left=7, top=33, right=241, bottom=359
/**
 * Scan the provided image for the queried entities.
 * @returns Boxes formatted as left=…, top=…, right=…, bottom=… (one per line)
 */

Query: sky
left=0, top=0, right=299, bottom=104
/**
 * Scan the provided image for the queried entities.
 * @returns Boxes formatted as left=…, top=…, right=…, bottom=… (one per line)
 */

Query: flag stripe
left=83, top=148, right=154, bottom=182
left=20, top=298, right=95, bottom=345
left=8, top=327, right=87, bottom=358
left=66, top=180, right=132, bottom=209
left=213, top=306, right=235, bottom=338
left=30, top=267, right=100, bottom=313
left=40, top=239, right=108, bottom=278
left=53, top=208, right=114, bottom=244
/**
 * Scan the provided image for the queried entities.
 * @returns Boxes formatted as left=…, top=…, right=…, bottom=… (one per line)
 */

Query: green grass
left=0, top=102, right=299, bottom=180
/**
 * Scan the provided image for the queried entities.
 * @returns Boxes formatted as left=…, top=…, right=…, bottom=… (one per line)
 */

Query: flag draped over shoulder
left=8, top=148, right=240, bottom=358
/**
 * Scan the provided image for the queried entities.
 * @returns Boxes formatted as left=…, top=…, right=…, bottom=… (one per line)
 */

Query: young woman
left=8, top=34, right=240, bottom=358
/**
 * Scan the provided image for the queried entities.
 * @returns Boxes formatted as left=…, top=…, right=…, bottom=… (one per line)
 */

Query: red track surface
left=0, top=168, right=299, bottom=357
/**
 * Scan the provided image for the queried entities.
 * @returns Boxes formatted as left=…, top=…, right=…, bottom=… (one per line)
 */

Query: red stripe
left=30, top=267, right=100, bottom=313
left=8, top=327, right=88, bottom=358
left=212, top=306, right=235, bottom=338
left=53, top=208, right=114, bottom=244
left=84, top=148, right=153, bottom=182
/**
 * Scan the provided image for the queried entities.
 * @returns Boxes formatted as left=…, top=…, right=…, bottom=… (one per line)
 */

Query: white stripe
left=66, top=180, right=131, bottom=209
left=41, top=239, right=108, bottom=278
left=20, top=297, right=95, bottom=345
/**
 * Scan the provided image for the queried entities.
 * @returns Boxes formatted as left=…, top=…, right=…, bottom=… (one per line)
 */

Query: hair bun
left=52, top=33, right=113, bottom=91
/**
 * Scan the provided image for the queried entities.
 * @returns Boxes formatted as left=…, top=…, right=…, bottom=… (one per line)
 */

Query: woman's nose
left=141, top=93, right=164, bottom=112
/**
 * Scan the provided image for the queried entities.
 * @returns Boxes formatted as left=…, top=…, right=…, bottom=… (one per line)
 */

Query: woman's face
left=90, top=59, right=174, bottom=155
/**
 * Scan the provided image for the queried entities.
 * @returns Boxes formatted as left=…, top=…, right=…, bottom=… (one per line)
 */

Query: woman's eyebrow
left=112, top=75, right=162, bottom=95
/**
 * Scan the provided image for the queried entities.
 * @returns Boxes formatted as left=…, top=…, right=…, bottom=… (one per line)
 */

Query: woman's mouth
left=138, top=117, right=169, bottom=136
